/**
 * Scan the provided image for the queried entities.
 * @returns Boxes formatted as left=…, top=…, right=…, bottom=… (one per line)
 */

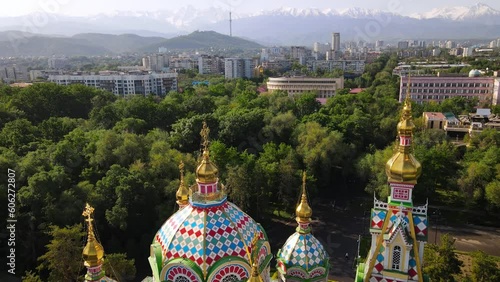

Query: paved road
left=429, top=224, right=500, bottom=256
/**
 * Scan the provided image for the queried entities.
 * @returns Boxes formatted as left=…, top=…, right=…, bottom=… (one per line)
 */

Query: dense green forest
left=0, top=54, right=499, bottom=281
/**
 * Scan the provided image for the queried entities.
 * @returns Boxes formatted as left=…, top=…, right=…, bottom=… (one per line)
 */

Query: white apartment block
left=224, top=58, right=254, bottom=79
left=267, top=77, right=345, bottom=98
left=49, top=73, right=178, bottom=96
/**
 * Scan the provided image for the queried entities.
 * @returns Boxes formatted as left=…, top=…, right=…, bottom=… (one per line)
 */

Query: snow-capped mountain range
left=411, top=3, right=500, bottom=21
left=82, top=3, right=500, bottom=30
left=0, top=3, right=499, bottom=44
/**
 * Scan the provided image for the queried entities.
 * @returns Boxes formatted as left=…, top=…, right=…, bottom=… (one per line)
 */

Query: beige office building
left=267, top=77, right=344, bottom=98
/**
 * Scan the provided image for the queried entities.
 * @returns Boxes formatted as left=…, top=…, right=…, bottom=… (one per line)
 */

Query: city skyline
left=1, top=0, right=500, bottom=17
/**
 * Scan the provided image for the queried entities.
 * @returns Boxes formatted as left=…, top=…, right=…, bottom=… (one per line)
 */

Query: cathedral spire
left=176, top=161, right=190, bottom=209
left=82, top=203, right=105, bottom=282
left=385, top=76, right=421, bottom=204
left=296, top=171, right=312, bottom=233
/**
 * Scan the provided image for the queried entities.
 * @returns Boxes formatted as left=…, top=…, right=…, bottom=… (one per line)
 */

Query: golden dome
left=196, top=122, right=219, bottom=184
left=385, top=152, right=422, bottom=184
left=296, top=172, right=312, bottom=222
left=196, top=150, right=219, bottom=183
left=82, top=204, right=104, bottom=268
left=386, top=93, right=421, bottom=184
left=176, top=161, right=190, bottom=206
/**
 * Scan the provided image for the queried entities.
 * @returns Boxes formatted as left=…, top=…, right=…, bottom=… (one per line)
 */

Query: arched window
left=392, top=246, right=402, bottom=270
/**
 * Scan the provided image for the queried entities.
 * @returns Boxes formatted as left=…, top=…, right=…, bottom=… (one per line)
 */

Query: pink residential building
left=399, top=76, right=500, bottom=105
left=423, top=112, right=446, bottom=129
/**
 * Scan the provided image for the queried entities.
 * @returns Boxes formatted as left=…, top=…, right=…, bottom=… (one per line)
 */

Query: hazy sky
left=1, top=0, right=499, bottom=17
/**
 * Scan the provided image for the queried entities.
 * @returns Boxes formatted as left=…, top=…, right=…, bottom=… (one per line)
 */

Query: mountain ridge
left=0, top=30, right=262, bottom=56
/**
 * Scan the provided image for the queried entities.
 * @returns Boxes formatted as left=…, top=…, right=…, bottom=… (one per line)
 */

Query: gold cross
left=200, top=121, right=210, bottom=150
left=82, top=203, right=94, bottom=223
left=179, top=161, right=185, bottom=175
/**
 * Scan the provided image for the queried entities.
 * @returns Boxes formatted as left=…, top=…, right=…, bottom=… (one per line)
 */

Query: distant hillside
left=72, top=33, right=167, bottom=53
left=0, top=36, right=110, bottom=57
left=0, top=30, right=44, bottom=41
left=141, top=30, right=263, bottom=51
left=0, top=30, right=262, bottom=56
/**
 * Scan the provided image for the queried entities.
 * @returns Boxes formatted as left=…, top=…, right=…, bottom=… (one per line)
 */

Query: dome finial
left=200, top=121, right=210, bottom=152
left=196, top=121, right=219, bottom=184
left=176, top=161, right=190, bottom=208
left=296, top=171, right=312, bottom=228
left=82, top=203, right=104, bottom=269
left=403, top=74, right=412, bottom=121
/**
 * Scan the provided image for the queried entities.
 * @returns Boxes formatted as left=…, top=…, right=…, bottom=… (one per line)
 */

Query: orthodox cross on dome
left=82, top=203, right=95, bottom=224
left=200, top=121, right=210, bottom=151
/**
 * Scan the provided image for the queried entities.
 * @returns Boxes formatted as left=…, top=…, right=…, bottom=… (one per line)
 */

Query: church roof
left=154, top=199, right=268, bottom=270
left=278, top=232, right=328, bottom=271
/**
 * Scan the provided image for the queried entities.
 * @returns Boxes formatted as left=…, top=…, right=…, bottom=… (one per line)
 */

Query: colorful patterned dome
left=276, top=172, right=329, bottom=282
left=149, top=122, right=272, bottom=282
left=150, top=198, right=272, bottom=282
left=277, top=233, right=329, bottom=280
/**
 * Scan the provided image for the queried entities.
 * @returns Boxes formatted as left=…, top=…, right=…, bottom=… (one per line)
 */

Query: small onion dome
left=385, top=152, right=422, bottom=184
left=397, top=99, right=415, bottom=134
left=196, top=150, right=219, bottom=183
left=176, top=161, right=190, bottom=206
left=196, top=121, right=219, bottom=184
left=295, top=172, right=312, bottom=223
left=83, top=233, right=105, bottom=267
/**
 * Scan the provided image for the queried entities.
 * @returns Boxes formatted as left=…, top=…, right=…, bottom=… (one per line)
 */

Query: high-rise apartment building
left=224, top=58, right=254, bottom=79
left=398, top=41, right=409, bottom=49
left=142, top=54, right=167, bottom=72
left=198, top=55, right=224, bottom=75
left=331, top=32, right=340, bottom=52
